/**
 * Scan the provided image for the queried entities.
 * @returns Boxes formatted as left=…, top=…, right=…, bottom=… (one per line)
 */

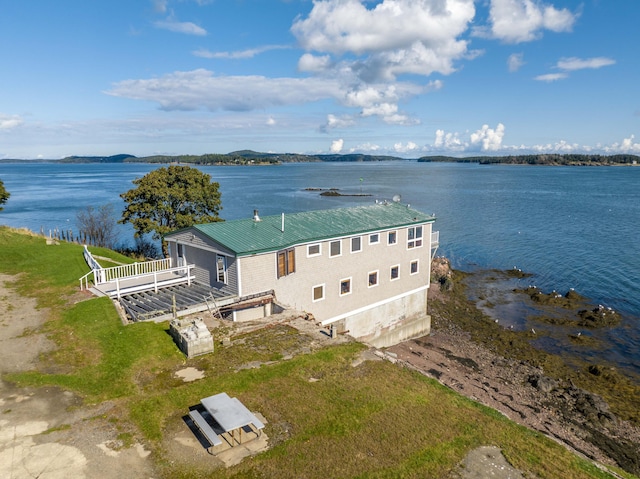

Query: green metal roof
left=192, top=202, right=436, bottom=256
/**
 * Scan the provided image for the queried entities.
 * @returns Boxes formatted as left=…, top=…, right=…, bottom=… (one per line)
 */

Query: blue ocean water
left=1, top=161, right=638, bottom=372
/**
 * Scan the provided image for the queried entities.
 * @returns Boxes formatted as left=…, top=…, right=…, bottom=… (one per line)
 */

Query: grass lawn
left=0, top=226, right=632, bottom=479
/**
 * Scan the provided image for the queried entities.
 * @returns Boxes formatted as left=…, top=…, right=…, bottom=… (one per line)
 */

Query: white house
left=164, top=202, right=438, bottom=347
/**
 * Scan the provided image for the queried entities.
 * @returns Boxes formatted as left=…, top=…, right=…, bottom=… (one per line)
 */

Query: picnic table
left=200, top=392, right=265, bottom=446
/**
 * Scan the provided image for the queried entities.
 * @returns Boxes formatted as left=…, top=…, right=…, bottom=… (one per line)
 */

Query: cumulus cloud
left=298, top=53, right=333, bottom=72
left=341, top=81, right=432, bottom=124
left=432, top=123, right=506, bottom=152
left=614, top=135, right=640, bottom=153
left=487, top=0, right=577, bottom=43
left=0, top=114, right=23, bottom=130
left=351, top=142, right=381, bottom=153
left=291, top=0, right=475, bottom=82
left=393, top=141, right=419, bottom=153
left=106, top=69, right=342, bottom=111
left=154, top=17, right=207, bottom=35
left=330, top=138, right=344, bottom=153
left=507, top=53, right=524, bottom=72
left=470, top=123, right=505, bottom=151
left=434, top=129, right=465, bottom=151
left=193, top=45, right=290, bottom=59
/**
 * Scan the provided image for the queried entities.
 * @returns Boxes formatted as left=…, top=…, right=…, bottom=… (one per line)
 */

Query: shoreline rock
left=389, top=262, right=640, bottom=475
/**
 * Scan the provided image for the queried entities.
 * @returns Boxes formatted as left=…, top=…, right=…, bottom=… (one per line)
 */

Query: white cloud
left=341, top=82, right=426, bottom=123
left=487, top=0, right=577, bottom=43
left=298, top=53, right=333, bottom=72
left=612, top=135, right=640, bottom=153
left=470, top=123, right=505, bottom=151
left=321, top=114, right=356, bottom=132
left=535, top=56, right=615, bottom=82
left=330, top=138, right=344, bottom=153
left=106, top=69, right=342, bottom=111
left=433, top=129, right=465, bottom=151
left=193, top=45, right=290, bottom=59
left=556, top=57, right=616, bottom=71
left=0, top=114, right=23, bottom=130
left=154, top=18, right=207, bottom=35
left=507, top=53, right=524, bottom=72
left=292, top=0, right=475, bottom=55
left=351, top=142, right=381, bottom=153
left=291, top=0, right=475, bottom=82
left=432, top=123, right=506, bottom=152
left=393, top=141, right=418, bottom=153
left=534, top=72, right=567, bottom=82
left=266, top=116, right=276, bottom=126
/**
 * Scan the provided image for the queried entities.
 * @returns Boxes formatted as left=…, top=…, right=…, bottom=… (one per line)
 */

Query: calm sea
left=1, top=161, right=638, bottom=373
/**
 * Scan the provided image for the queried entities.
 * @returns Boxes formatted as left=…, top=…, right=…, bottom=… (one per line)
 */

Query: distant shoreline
left=1, top=152, right=638, bottom=166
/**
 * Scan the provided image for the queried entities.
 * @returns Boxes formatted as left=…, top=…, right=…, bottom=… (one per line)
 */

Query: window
left=390, top=265, right=400, bottom=280
left=312, top=284, right=325, bottom=302
left=277, top=248, right=295, bottom=278
left=368, top=271, right=378, bottom=287
left=216, top=255, right=227, bottom=283
left=369, top=233, right=380, bottom=245
left=351, top=236, right=362, bottom=253
left=388, top=231, right=397, bottom=245
left=340, top=277, right=352, bottom=296
left=408, top=225, right=423, bottom=249
left=410, top=260, right=419, bottom=275
left=307, top=243, right=321, bottom=257
left=330, top=240, right=341, bottom=257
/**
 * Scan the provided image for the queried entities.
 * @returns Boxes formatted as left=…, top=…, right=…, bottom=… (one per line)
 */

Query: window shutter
left=287, top=248, right=296, bottom=274
left=277, top=251, right=286, bottom=278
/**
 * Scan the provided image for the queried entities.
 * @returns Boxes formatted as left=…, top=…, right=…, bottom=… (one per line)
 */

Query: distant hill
left=127, top=151, right=408, bottom=165
left=58, top=154, right=137, bottom=163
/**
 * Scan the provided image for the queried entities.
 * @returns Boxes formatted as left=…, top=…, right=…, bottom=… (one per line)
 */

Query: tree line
left=418, top=154, right=640, bottom=165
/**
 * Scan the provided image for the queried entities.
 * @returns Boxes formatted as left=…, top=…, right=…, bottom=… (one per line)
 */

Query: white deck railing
left=107, top=264, right=195, bottom=299
left=94, top=257, right=172, bottom=284
left=431, top=230, right=440, bottom=246
left=80, top=245, right=178, bottom=294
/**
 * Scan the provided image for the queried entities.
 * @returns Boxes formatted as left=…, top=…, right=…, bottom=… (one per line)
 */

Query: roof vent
left=253, top=209, right=261, bottom=222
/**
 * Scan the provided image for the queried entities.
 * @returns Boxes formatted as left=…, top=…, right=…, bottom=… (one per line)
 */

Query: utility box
left=169, top=318, right=214, bottom=358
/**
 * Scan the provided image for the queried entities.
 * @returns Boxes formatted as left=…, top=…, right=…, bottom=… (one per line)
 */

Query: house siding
left=238, top=222, right=433, bottom=328
left=166, top=231, right=239, bottom=293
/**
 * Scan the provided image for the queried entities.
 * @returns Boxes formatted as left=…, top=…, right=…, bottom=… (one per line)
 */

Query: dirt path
left=0, top=274, right=155, bottom=479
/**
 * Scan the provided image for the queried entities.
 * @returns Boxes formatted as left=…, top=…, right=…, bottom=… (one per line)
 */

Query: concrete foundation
left=169, top=318, right=214, bottom=358
left=334, top=290, right=430, bottom=348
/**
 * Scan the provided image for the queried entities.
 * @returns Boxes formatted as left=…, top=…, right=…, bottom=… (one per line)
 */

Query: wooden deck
left=118, top=283, right=237, bottom=322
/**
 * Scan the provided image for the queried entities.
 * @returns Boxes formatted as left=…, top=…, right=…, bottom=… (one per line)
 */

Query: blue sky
left=1, top=0, right=638, bottom=159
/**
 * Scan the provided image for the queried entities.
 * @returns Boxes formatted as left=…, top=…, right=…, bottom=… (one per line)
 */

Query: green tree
left=120, top=165, right=222, bottom=256
left=0, top=179, right=9, bottom=211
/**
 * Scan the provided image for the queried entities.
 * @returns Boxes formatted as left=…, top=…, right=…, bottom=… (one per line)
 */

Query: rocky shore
left=389, top=258, right=640, bottom=476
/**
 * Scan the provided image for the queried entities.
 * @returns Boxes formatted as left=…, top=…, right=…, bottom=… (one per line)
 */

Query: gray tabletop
left=201, top=392, right=257, bottom=432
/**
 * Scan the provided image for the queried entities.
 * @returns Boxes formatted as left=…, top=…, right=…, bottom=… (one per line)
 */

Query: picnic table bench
left=189, top=409, right=222, bottom=451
